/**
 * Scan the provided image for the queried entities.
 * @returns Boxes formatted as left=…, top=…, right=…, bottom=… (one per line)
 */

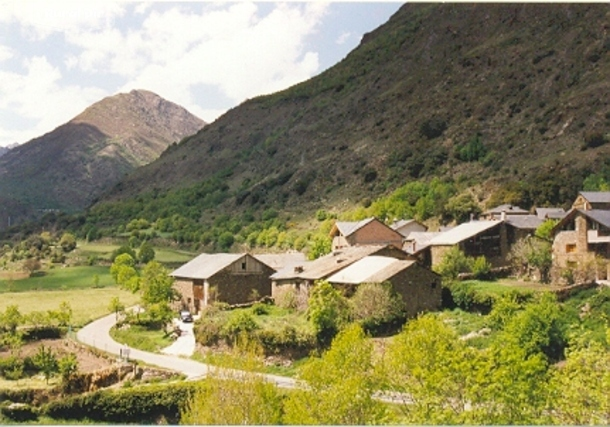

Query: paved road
left=76, top=312, right=296, bottom=390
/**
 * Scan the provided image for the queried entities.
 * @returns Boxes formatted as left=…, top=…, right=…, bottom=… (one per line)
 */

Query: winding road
left=76, top=312, right=297, bottom=389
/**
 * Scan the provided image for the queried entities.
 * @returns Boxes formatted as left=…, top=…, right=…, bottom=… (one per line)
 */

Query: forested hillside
left=7, top=3, right=610, bottom=247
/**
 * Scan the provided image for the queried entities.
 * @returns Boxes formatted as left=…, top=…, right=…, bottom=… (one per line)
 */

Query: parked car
left=179, top=310, right=193, bottom=322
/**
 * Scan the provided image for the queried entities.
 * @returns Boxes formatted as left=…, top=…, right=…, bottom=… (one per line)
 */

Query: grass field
left=464, top=278, right=561, bottom=296
left=0, top=266, right=113, bottom=293
left=0, top=287, right=140, bottom=327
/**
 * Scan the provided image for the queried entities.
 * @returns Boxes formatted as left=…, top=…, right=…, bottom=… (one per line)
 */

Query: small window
left=431, top=282, right=437, bottom=289
left=566, top=244, right=577, bottom=253
left=241, top=262, right=247, bottom=270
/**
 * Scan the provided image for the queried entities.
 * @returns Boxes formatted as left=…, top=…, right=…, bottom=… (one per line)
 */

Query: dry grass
left=0, top=288, right=140, bottom=327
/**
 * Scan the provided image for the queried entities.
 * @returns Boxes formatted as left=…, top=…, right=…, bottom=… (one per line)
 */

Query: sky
left=0, top=1, right=403, bottom=147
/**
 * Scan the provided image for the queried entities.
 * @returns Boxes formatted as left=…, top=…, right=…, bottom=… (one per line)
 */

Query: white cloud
left=0, top=1, right=332, bottom=144
left=336, top=31, right=351, bottom=45
left=0, top=1, right=125, bottom=39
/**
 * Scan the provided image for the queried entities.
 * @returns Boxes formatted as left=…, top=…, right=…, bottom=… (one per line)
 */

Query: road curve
left=76, top=312, right=297, bottom=389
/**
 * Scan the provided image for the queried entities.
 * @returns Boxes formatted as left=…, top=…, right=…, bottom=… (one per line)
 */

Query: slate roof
left=535, top=207, right=566, bottom=220
left=484, top=204, right=529, bottom=215
left=271, top=244, right=405, bottom=281
left=428, top=221, right=501, bottom=246
left=404, top=231, right=442, bottom=253
left=253, top=252, right=306, bottom=272
left=332, top=217, right=376, bottom=237
left=579, top=191, right=610, bottom=204
left=170, top=253, right=246, bottom=279
left=583, top=209, right=610, bottom=229
left=327, top=255, right=417, bottom=284
left=505, top=215, right=544, bottom=230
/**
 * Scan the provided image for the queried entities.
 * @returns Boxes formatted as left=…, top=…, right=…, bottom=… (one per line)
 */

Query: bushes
left=43, top=382, right=197, bottom=424
left=1, top=402, right=38, bottom=422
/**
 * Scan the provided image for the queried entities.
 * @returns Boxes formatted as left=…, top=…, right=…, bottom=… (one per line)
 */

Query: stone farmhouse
left=326, top=255, right=442, bottom=317
left=271, top=244, right=413, bottom=305
left=329, top=217, right=404, bottom=251
left=170, top=253, right=276, bottom=313
left=390, top=219, right=428, bottom=238
left=552, top=191, right=610, bottom=281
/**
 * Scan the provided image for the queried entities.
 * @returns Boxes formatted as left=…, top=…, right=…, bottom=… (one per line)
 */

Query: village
left=170, top=190, right=610, bottom=317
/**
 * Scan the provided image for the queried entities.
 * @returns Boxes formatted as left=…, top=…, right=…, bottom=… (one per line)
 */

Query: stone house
left=329, top=217, right=404, bottom=251
left=428, top=220, right=511, bottom=268
left=326, top=255, right=442, bottom=318
left=170, top=253, right=275, bottom=313
left=482, top=204, right=529, bottom=220
left=390, top=219, right=428, bottom=238
left=271, top=244, right=412, bottom=305
left=572, top=191, right=610, bottom=210
left=552, top=208, right=610, bottom=281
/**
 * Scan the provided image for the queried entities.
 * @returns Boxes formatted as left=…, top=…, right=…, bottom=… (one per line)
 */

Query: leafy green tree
left=434, top=246, right=472, bottom=280
left=110, top=245, right=137, bottom=262
left=471, top=255, right=492, bottom=280
left=382, top=314, right=476, bottom=424
left=307, top=280, right=349, bottom=346
left=549, top=331, right=610, bottom=424
left=1, top=305, right=23, bottom=335
left=49, top=301, right=73, bottom=327
left=443, top=192, right=481, bottom=224
left=34, top=344, right=58, bottom=384
left=217, top=231, right=235, bottom=251
left=181, top=339, right=282, bottom=424
left=110, top=253, right=140, bottom=292
left=108, top=296, right=125, bottom=321
left=140, top=261, right=176, bottom=306
left=535, top=219, right=559, bottom=241
left=307, top=234, right=331, bottom=260
left=59, top=232, right=77, bottom=252
left=284, top=324, right=391, bottom=424
left=349, top=282, right=404, bottom=333
left=58, top=353, right=79, bottom=388
left=137, top=242, right=155, bottom=264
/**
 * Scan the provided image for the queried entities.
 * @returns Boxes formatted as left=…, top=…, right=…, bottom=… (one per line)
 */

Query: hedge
left=43, top=382, right=197, bottom=424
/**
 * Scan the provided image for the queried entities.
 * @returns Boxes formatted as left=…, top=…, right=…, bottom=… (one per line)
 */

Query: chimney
left=294, top=266, right=303, bottom=273
left=501, top=210, right=506, bottom=221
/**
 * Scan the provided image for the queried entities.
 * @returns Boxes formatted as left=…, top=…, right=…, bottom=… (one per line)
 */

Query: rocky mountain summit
left=0, top=90, right=205, bottom=227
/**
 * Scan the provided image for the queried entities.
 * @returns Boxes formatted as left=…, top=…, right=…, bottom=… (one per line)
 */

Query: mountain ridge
left=0, top=89, right=205, bottom=228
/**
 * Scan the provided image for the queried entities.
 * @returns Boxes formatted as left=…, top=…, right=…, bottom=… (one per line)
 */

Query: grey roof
left=505, top=214, right=544, bottom=230
left=271, top=244, right=406, bottom=281
left=484, top=204, right=529, bottom=215
left=429, top=220, right=501, bottom=246
left=333, top=217, right=376, bottom=237
left=404, top=231, right=442, bottom=253
left=170, top=253, right=246, bottom=279
left=535, top=207, right=566, bottom=219
left=582, top=209, right=610, bottom=229
left=391, top=219, right=416, bottom=230
left=580, top=191, right=610, bottom=204
left=327, top=256, right=417, bottom=284
left=253, top=252, right=306, bottom=272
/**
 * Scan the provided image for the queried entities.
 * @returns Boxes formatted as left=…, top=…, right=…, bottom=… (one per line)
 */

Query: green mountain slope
left=0, top=90, right=205, bottom=227
left=95, top=2, right=610, bottom=225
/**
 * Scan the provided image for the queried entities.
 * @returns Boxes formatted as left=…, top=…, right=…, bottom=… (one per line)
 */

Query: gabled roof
left=327, top=255, right=419, bottom=284
left=535, top=207, right=566, bottom=220
left=271, top=244, right=408, bottom=281
left=404, top=231, right=442, bottom=253
left=579, top=191, right=610, bottom=204
left=429, top=220, right=502, bottom=246
left=171, top=253, right=247, bottom=279
left=505, top=215, right=543, bottom=230
left=484, top=204, right=529, bottom=215
left=553, top=208, right=610, bottom=234
left=253, top=252, right=306, bottom=272
left=330, top=217, right=377, bottom=237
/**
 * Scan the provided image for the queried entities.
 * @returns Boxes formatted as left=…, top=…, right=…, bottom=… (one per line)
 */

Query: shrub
left=1, top=402, right=38, bottom=422
left=420, top=117, right=448, bottom=139
left=349, top=282, right=405, bottom=335
left=582, top=131, right=608, bottom=150
left=255, top=326, right=316, bottom=357
left=471, top=256, right=492, bottom=280
left=250, top=303, right=269, bottom=316
left=222, top=311, right=259, bottom=343
left=43, top=382, right=197, bottom=424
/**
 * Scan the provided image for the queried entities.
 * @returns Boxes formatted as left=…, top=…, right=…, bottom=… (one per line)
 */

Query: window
left=241, top=261, right=247, bottom=270
left=566, top=244, right=576, bottom=253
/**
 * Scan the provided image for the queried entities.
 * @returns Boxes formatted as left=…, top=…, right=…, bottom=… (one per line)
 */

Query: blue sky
left=0, top=1, right=403, bottom=147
